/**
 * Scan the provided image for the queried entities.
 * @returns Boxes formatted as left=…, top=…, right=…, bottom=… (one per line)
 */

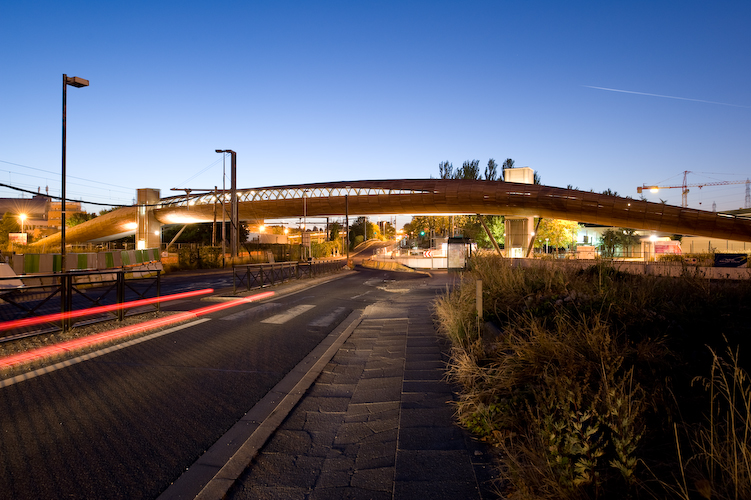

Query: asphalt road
left=0, top=267, right=431, bottom=500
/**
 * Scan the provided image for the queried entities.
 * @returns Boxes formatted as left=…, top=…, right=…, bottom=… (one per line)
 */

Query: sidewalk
left=224, top=273, right=497, bottom=499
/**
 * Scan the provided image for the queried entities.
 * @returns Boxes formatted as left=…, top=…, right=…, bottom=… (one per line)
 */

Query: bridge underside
left=33, top=179, right=751, bottom=247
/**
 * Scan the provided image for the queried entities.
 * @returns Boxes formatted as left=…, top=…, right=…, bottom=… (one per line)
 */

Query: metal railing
left=0, top=269, right=161, bottom=337
left=232, top=259, right=346, bottom=293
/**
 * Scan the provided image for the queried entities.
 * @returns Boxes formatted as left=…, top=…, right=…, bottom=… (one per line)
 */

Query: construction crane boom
left=637, top=170, right=750, bottom=208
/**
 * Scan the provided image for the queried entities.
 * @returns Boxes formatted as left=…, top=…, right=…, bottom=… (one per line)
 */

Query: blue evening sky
left=1, top=1, right=750, bottom=217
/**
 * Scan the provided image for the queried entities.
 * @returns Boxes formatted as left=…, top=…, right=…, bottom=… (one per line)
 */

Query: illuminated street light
left=62, top=73, right=89, bottom=271
left=18, top=213, right=26, bottom=234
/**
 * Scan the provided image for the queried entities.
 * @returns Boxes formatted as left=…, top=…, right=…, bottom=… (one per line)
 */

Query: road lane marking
left=308, top=307, right=348, bottom=328
left=261, top=305, right=315, bottom=324
left=220, top=303, right=282, bottom=321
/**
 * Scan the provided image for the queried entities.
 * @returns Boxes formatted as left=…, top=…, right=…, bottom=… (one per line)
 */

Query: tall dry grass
left=436, top=255, right=751, bottom=499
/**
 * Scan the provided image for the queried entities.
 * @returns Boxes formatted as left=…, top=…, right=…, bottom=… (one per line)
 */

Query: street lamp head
left=65, top=76, right=89, bottom=88
left=215, top=149, right=224, bottom=153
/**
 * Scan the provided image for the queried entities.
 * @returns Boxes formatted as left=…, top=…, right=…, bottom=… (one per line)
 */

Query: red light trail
left=0, top=290, right=275, bottom=370
left=0, top=288, right=215, bottom=332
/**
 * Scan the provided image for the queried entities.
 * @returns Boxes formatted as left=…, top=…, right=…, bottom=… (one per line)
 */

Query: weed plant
left=435, top=255, right=751, bottom=499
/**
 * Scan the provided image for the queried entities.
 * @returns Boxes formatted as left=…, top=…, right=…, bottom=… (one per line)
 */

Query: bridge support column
left=136, top=188, right=162, bottom=250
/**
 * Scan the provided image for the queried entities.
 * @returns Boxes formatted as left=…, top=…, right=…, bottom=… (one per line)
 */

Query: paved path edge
left=158, top=310, right=364, bottom=500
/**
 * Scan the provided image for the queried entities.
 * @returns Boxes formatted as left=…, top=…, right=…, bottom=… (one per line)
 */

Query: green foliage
left=66, top=211, right=95, bottom=227
left=439, top=160, right=454, bottom=179
left=600, top=228, right=640, bottom=258
left=457, top=159, right=481, bottom=180
left=0, top=212, right=20, bottom=244
left=348, top=217, right=377, bottom=248
left=474, top=215, right=505, bottom=248
left=311, top=240, right=341, bottom=258
left=534, top=219, right=580, bottom=252
left=436, top=255, right=751, bottom=499
left=485, top=159, right=498, bottom=181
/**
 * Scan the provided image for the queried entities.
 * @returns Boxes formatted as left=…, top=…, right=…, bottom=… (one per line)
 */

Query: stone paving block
left=350, top=377, right=403, bottom=404
left=361, top=365, right=404, bottom=379
left=394, top=449, right=475, bottom=482
left=303, top=412, right=345, bottom=429
left=315, top=469, right=352, bottom=489
left=394, top=480, right=480, bottom=500
left=399, top=407, right=456, bottom=427
left=295, top=396, right=351, bottom=413
left=246, top=454, right=324, bottom=488
left=404, top=359, right=445, bottom=371
left=307, top=384, right=356, bottom=398
left=233, top=485, right=308, bottom=500
left=405, top=346, right=442, bottom=355
left=310, top=486, right=391, bottom=500
left=403, top=369, right=444, bottom=381
left=333, top=422, right=377, bottom=446
left=400, top=392, right=453, bottom=410
left=354, top=440, right=397, bottom=470
left=360, top=427, right=398, bottom=445
left=404, top=352, right=443, bottom=362
left=263, top=429, right=313, bottom=455
left=345, top=401, right=399, bottom=418
left=320, top=455, right=355, bottom=472
left=398, top=426, right=466, bottom=450
left=350, top=467, right=394, bottom=492
left=402, top=380, right=453, bottom=394
left=406, top=341, right=438, bottom=350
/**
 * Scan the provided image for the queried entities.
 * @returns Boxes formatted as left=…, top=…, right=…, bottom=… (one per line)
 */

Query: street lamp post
left=215, top=149, right=238, bottom=259
left=19, top=213, right=26, bottom=235
left=62, top=74, right=89, bottom=271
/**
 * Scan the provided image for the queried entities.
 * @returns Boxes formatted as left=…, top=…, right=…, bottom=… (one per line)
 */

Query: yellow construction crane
left=638, top=170, right=750, bottom=208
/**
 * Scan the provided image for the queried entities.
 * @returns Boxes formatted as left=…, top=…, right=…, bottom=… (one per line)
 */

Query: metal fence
left=232, top=259, right=346, bottom=294
left=0, top=270, right=161, bottom=337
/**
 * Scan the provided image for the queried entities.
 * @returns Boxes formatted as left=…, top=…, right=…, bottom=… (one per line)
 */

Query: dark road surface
left=0, top=267, right=433, bottom=499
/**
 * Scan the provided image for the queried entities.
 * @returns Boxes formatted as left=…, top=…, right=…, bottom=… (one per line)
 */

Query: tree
left=0, top=212, right=20, bottom=245
left=382, top=222, right=396, bottom=240
left=484, top=159, right=498, bottom=181
left=66, top=212, right=95, bottom=227
left=533, top=171, right=542, bottom=185
left=534, top=219, right=580, bottom=254
left=348, top=217, right=377, bottom=248
left=456, top=160, right=481, bottom=180
left=599, top=227, right=640, bottom=258
left=329, top=221, right=342, bottom=242
left=439, top=161, right=453, bottom=179
left=601, top=188, right=619, bottom=196
left=473, top=215, right=505, bottom=248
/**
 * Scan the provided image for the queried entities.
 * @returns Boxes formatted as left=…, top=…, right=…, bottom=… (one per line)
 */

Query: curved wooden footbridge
left=32, top=179, right=751, bottom=247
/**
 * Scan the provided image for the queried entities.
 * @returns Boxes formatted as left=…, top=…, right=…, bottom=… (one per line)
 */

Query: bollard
left=476, top=279, right=483, bottom=333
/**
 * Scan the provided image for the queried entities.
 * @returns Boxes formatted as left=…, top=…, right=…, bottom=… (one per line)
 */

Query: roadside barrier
left=0, top=268, right=162, bottom=335
left=233, top=259, right=346, bottom=294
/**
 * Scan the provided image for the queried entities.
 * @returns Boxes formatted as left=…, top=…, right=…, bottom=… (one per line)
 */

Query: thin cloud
left=584, top=85, right=751, bottom=109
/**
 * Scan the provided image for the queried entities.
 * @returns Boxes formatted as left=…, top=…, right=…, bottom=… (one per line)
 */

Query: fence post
left=156, top=271, right=161, bottom=313
left=259, top=265, right=264, bottom=288
left=117, top=271, right=125, bottom=322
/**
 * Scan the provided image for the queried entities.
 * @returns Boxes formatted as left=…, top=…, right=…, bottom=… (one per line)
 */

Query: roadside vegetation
left=434, top=254, right=751, bottom=499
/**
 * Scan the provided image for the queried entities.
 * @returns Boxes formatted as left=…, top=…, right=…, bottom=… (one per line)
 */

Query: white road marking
left=261, top=305, right=315, bottom=324
left=220, top=303, right=280, bottom=321
left=308, top=307, right=348, bottom=328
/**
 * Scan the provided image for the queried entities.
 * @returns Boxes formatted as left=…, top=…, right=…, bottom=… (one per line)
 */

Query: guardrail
left=232, top=259, right=346, bottom=294
left=0, top=269, right=161, bottom=336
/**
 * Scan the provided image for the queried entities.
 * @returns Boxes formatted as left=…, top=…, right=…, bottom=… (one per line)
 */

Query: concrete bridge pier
left=136, top=188, right=162, bottom=250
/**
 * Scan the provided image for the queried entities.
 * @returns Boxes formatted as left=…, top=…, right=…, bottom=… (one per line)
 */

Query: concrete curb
left=158, top=310, right=364, bottom=500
